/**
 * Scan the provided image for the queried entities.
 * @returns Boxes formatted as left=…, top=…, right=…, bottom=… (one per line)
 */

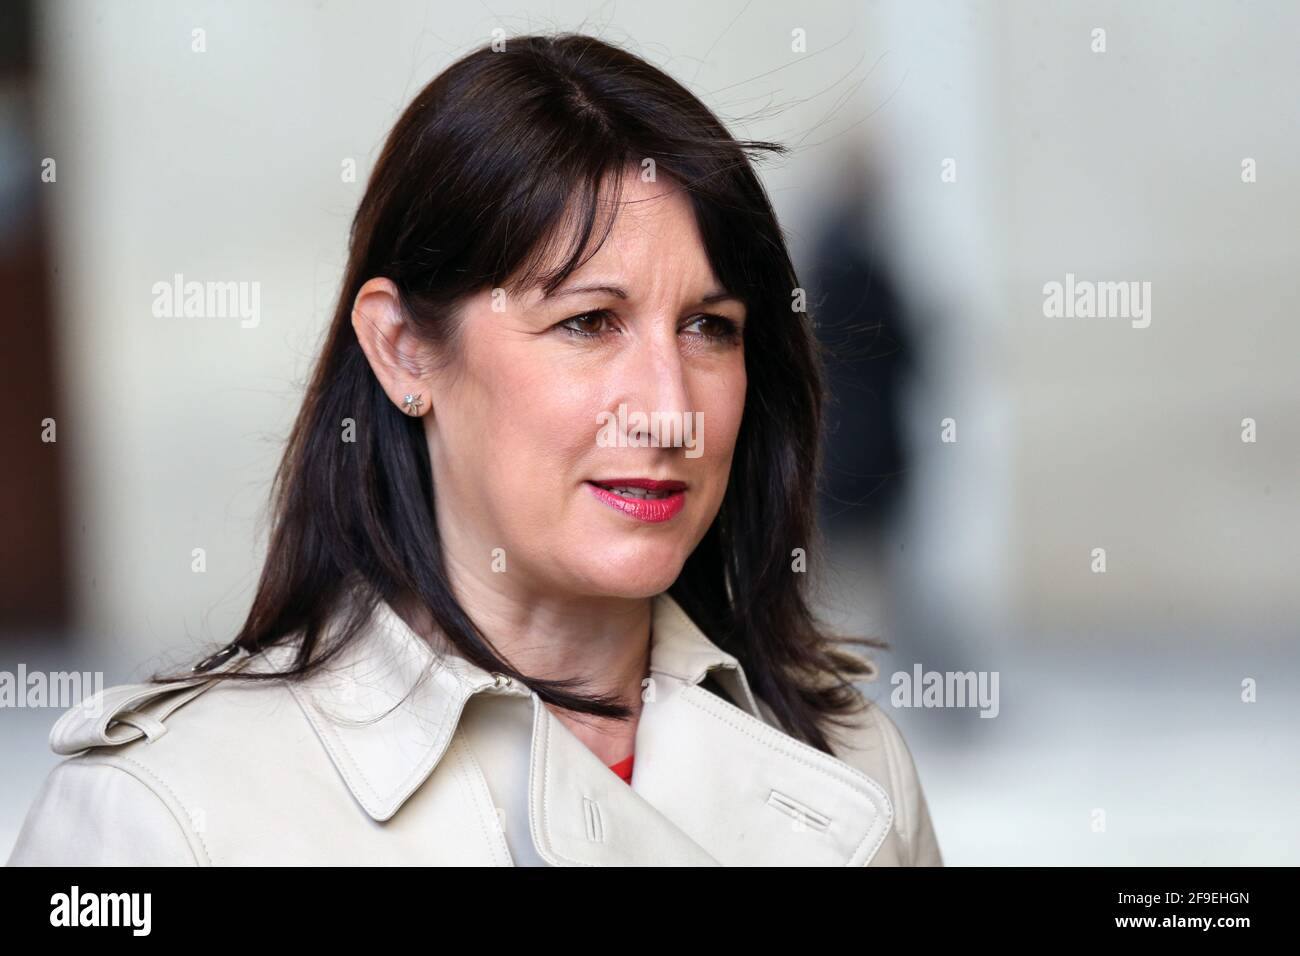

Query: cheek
left=472, top=346, right=601, bottom=488
left=699, top=362, right=747, bottom=466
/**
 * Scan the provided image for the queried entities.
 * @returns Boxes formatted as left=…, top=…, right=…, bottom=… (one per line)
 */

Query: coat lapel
left=289, top=589, right=894, bottom=865
left=614, top=680, right=893, bottom=865
left=526, top=695, right=722, bottom=865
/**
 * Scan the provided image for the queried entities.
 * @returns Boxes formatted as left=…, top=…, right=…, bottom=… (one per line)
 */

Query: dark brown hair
left=157, top=32, right=882, bottom=753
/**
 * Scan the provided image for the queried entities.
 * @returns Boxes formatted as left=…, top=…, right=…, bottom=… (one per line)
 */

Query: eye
left=557, top=310, right=617, bottom=339
left=681, top=313, right=742, bottom=342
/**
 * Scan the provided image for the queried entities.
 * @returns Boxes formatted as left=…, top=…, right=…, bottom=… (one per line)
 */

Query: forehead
left=603, top=175, right=698, bottom=238
left=517, top=172, right=716, bottom=300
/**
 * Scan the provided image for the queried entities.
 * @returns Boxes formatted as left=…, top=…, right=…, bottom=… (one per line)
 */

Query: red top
left=607, top=753, right=634, bottom=785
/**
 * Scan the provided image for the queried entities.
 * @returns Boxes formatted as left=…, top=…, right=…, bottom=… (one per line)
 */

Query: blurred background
left=2, top=0, right=1296, bottom=864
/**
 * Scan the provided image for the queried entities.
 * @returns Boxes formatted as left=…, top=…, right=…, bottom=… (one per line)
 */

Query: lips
left=586, top=478, right=687, bottom=523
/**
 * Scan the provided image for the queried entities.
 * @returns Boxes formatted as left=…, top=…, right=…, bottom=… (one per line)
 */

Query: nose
left=621, top=325, right=693, bottom=450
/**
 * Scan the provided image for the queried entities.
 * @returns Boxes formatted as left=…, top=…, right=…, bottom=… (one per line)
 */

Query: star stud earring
left=402, top=392, right=425, bottom=415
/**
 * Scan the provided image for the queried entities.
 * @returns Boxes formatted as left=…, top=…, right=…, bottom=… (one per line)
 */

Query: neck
left=425, top=541, right=653, bottom=766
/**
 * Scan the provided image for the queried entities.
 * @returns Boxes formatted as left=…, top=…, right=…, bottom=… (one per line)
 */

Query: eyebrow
left=542, top=283, right=741, bottom=305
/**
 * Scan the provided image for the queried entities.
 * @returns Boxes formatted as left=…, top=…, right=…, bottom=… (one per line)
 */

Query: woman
left=8, top=33, right=941, bottom=866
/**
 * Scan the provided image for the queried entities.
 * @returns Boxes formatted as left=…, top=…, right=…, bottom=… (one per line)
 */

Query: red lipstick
left=585, top=478, right=687, bottom=523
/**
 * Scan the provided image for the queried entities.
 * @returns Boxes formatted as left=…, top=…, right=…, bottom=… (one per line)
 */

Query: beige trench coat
left=7, top=591, right=943, bottom=866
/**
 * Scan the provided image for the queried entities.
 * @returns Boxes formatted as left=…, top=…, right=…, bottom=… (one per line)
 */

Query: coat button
left=491, top=672, right=512, bottom=689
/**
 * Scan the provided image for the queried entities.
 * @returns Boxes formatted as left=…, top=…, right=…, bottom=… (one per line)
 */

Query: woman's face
left=423, top=174, right=747, bottom=600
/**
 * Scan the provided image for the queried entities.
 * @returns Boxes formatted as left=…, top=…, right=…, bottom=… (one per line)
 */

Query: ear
left=351, top=277, right=436, bottom=417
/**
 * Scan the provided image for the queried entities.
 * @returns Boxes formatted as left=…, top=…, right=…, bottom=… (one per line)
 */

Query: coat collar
left=275, top=590, right=894, bottom=866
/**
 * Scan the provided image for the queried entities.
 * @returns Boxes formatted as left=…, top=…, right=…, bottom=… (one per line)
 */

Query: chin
left=566, top=542, right=689, bottom=598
